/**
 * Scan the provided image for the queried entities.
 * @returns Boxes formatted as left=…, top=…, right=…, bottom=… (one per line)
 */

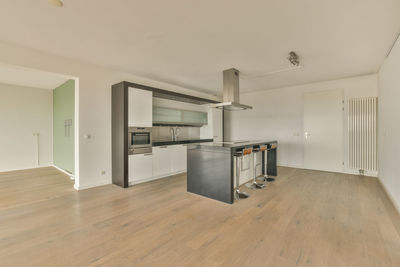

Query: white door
left=304, top=89, right=344, bottom=172
left=212, top=108, right=223, bottom=142
left=128, top=87, right=153, bottom=127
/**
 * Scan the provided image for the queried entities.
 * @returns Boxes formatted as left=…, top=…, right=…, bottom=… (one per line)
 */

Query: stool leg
left=263, top=150, right=275, bottom=182
left=235, top=156, right=249, bottom=199
left=252, top=152, right=265, bottom=189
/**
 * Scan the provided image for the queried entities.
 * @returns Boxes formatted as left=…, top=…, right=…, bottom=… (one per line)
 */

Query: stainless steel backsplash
left=152, top=126, right=200, bottom=141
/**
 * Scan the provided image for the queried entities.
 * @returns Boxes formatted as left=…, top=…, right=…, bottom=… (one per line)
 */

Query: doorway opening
left=0, top=63, right=79, bottom=190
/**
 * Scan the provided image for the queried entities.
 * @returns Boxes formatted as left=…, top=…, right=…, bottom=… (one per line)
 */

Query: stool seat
left=243, top=148, right=252, bottom=155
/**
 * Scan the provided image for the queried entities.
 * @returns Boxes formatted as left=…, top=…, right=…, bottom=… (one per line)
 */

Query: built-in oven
left=128, top=127, right=152, bottom=154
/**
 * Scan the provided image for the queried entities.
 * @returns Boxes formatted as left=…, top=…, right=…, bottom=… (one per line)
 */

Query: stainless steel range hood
left=212, top=68, right=252, bottom=111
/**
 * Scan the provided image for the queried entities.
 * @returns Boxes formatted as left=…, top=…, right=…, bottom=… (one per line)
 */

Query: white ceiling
left=0, top=63, right=70, bottom=89
left=0, top=0, right=399, bottom=95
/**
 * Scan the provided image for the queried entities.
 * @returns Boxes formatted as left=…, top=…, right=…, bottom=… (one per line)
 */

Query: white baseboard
left=279, top=164, right=378, bottom=178
left=378, top=178, right=400, bottom=216
left=0, top=165, right=53, bottom=173
left=277, top=163, right=303, bottom=169
left=74, top=180, right=110, bottom=191
left=51, top=165, right=74, bottom=179
left=75, top=170, right=186, bottom=190
left=76, top=170, right=186, bottom=190
left=129, top=170, right=186, bottom=186
left=343, top=169, right=378, bottom=177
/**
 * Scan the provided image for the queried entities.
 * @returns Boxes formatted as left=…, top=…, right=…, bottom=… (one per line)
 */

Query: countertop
left=189, top=140, right=278, bottom=150
left=152, top=138, right=213, bottom=147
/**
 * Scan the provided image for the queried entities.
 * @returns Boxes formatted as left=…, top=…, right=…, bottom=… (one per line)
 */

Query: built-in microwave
left=128, top=127, right=152, bottom=155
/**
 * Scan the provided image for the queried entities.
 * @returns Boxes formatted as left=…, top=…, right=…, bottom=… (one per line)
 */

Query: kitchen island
left=187, top=140, right=277, bottom=204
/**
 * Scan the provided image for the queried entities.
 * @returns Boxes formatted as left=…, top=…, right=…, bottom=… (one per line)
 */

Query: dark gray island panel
left=187, top=140, right=278, bottom=204
left=187, top=147, right=233, bottom=203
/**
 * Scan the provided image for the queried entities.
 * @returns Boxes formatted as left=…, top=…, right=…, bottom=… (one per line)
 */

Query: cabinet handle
left=144, top=153, right=153, bottom=156
left=160, top=146, right=168, bottom=148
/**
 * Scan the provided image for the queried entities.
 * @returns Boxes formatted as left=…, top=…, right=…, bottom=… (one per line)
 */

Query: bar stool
left=260, top=145, right=275, bottom=182
left=233, top=150, right=249, bottom=199
left=251, top=147, right=265, bottom=189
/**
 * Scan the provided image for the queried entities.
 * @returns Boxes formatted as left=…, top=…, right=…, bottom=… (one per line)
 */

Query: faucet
left=169, top=127, right=181, bottom=141
left=170, top=127, right=175, bottom=141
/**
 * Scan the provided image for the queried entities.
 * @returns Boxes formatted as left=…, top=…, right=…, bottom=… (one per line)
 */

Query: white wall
left=0, top=83, right=53, bottom=171
left=0, top=41, right=220, bottom=189
left=226, top=74, right=378, bottom=170
left=378, top=37, right=400, bottom=211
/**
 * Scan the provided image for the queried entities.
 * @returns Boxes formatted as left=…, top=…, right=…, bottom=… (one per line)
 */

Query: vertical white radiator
left=348, top=97, right=377, bottom=172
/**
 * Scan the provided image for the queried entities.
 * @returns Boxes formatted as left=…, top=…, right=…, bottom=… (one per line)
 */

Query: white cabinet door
left=212, top=108, right=223, bottom=142
left=128, top=87, right=152, bottom=127
left=176, top=145, right=187, bottom=172
left=153, top=145, right=187, bottom=178
left=129, top=153, right=153, bottom=182
left=171, top=145, right=187, bottom=172
left=152, top=146, right=172, bottom=177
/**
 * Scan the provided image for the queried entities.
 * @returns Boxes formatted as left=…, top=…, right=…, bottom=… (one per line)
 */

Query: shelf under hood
left=212, top=101, right=252, bottom=111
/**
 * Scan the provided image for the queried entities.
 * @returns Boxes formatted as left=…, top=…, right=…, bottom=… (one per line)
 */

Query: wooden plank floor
left=1, top=167, right=400, bottom=267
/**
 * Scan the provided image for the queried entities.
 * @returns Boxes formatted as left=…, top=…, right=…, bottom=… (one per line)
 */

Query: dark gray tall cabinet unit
left=112, top=82, right=128, bottom=187
left=112, top=81, right=219, bottom=188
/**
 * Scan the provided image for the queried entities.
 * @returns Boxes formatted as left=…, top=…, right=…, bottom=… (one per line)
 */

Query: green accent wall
left=53, top=80, right=75, bottom=174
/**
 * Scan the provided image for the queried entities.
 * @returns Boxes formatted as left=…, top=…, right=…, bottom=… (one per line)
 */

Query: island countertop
left=188, top=140, right=278, bottom=151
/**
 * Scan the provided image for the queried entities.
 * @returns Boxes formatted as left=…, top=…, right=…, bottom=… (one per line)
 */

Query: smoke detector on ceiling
left=48, top=0, right=63, bottom=7
left=288, top=51, right=300, bottom=66
left=241, top=51, right=303, bottom=79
